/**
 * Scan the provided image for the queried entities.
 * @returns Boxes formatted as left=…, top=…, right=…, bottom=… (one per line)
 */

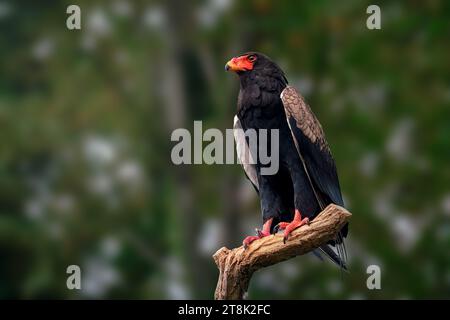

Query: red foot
left=243, top=218, right=273, bottom=249
left=276, top=209, right=310, bottom=243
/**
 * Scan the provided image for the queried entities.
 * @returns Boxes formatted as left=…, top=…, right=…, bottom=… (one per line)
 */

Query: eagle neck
left=237, top=73, right=287, bottom=119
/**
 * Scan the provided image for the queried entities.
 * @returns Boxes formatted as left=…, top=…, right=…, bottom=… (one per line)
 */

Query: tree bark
left=213, top=204, right=352, bottom=300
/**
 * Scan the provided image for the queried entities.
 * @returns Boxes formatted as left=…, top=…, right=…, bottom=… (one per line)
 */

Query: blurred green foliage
left=0, top=0, right=449, bottom=299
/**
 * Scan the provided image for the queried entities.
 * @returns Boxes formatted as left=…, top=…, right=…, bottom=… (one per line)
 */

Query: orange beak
left=225, top=56, right=254, bottom=72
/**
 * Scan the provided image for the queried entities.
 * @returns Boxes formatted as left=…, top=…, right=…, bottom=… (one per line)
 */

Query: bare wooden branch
left=213, top=204, right=351, bottom=300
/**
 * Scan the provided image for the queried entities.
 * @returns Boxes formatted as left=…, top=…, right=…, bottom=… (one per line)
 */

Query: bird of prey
left=225, top=52, right=348, bottom=269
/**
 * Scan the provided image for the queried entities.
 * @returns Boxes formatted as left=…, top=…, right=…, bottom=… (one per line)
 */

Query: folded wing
left=281, top=86, right=344, bottom=208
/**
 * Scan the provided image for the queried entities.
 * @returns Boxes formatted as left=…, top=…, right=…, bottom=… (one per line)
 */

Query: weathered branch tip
left=213, top=204, right=351, bottom=300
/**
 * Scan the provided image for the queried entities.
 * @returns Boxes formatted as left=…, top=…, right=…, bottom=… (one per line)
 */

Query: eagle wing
left=233, top=115, right=259, bottom=191
left=281, top=86, right=348, bottom=268
left=280, top=86, right=344, bottom=209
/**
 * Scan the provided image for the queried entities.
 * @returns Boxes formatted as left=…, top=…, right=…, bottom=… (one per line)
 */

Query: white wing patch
left=233, top=116, right=259, bottom=190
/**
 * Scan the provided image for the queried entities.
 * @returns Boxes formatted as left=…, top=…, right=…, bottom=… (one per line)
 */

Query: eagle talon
left=275, top=222, right=290, bottom=232
left=256, top=229, right=270, bottom=238
left=242, top=218, right=273, bottom=249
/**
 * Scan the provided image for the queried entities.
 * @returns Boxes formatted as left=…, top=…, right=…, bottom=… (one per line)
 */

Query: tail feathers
left=312, top=249, right=325, bottom=261
left=318, top=244, right=348, bottom=272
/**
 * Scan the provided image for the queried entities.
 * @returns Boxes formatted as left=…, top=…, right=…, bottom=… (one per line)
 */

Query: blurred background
left=0, top=0, right=449, bottom=299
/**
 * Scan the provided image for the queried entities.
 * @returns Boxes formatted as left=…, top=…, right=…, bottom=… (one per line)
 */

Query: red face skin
left=225, top=54, right=256, bottom=72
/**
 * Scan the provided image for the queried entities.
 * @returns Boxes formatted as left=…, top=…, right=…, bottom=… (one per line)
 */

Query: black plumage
left=227, top=52, right=348, bottom=269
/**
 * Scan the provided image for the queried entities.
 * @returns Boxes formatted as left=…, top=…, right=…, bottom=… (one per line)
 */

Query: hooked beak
left=225, top=59, right=240, bottom=72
